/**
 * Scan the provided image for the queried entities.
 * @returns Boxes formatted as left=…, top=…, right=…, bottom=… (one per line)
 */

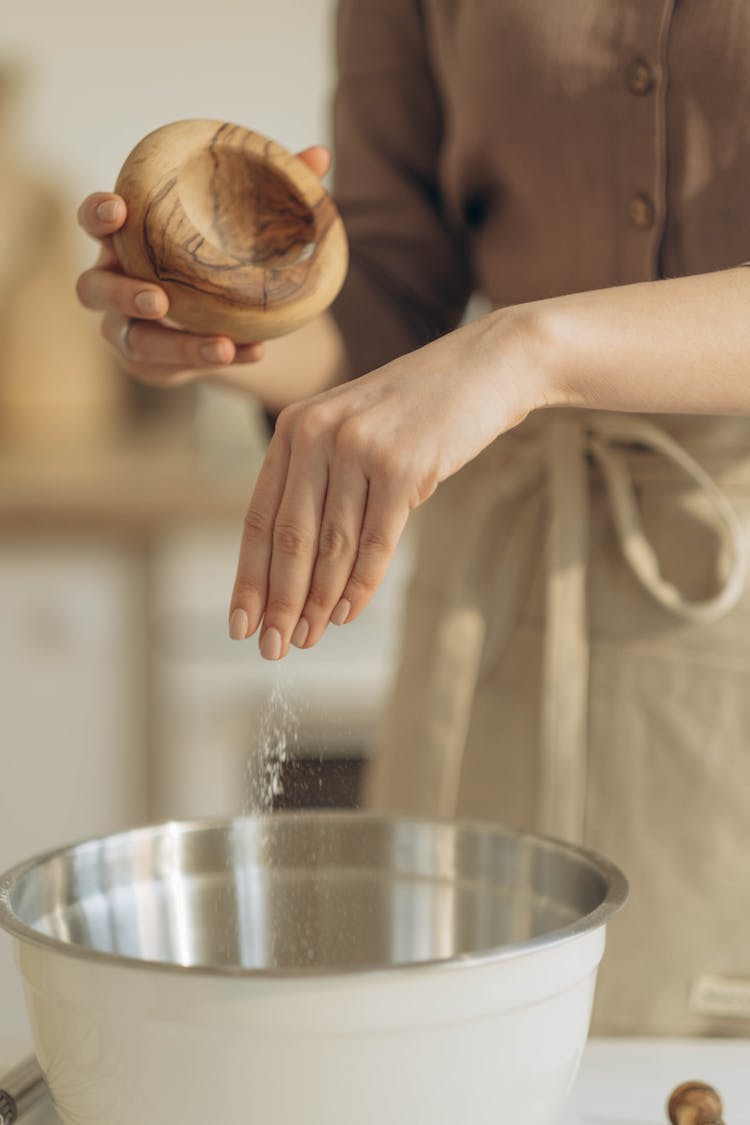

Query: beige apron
left=366, top=411, right=750, bottom=1036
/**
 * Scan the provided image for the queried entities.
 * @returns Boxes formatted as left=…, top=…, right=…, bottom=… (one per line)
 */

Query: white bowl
left=0, top=811, right=627, bottom=1125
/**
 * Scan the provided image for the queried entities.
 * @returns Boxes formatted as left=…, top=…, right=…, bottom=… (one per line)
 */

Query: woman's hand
left=227, top=265, right=750, bottom=659
left=229, top=307, right=554, bottom=658
left=75, top=146, right=332, bottom=385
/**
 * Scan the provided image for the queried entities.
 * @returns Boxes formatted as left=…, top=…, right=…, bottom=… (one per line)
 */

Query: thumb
left=297, top=145, right=332, bottom=180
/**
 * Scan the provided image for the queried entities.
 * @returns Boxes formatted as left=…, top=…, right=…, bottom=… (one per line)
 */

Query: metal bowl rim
left=0, top=809, right=628, bottom=979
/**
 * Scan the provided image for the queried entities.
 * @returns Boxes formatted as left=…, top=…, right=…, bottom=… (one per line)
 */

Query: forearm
left=526, top=267, right=750, bottom=417
left=204, top=311, right=350, bottom=410
left=227, top=266, right=750, bottom=657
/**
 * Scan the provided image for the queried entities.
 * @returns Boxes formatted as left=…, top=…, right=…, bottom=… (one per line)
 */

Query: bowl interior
left=1, top=813, right=625, bottom=974
left=178, top=145, right=316, bottom=267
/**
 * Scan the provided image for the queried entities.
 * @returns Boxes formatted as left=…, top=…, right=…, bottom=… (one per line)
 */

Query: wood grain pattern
left=668, top=1082, right=725, bottom=1125
left=112, top=120, right=348, bottom=342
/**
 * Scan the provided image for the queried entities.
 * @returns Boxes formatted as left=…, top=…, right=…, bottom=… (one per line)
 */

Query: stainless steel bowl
left=0, top=811, right=627, bottom=1125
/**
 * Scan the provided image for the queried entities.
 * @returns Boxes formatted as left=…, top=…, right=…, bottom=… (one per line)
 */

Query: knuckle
left=336, top=417, right=368, bottom=457
left=372, top=448, right=408, bottom=484
left=295, top=411, right=319, bottom=443
left=293, top=406, right=328, bottom=449
left=274, top=404, right=298, bottom=441
left=360, top=526, right=394, bottom=555
left=317, top=524, right=351, bottom=561
left=232, top=575, right=264, bottom=600
left=273, top=521, right=312, bottom=556
left=278, top=402, right=338, bottom=449
left=243, top=507, right=271, bottom=541
left=266, top=593, right=300, bottom=617
left=305, top=584, right=333, bottom=611
left=348, top=568, right=379, bottom=597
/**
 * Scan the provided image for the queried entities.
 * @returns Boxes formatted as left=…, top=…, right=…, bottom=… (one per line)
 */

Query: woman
left=77, top=0, right=750, bottom=1035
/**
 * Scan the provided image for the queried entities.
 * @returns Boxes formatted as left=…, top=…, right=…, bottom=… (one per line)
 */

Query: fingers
left=77, top=190, right=268, bottom=370
left=234, top=341, right=267, bottom=364
left=293, top=466, right=368, bottom=648
left=299, top=476, right=407, bottom=645
left=77, top=267, right=169, bottom=319
left=229, top=405, right=411, bottom=659
left=77, top=192, right=127, bottom=239
left=76, top=194, right=172, bottom=327
left=258, top=443, right=328, bottom=659
left=338, top=479, right=409, bottom=622
left=100, top=312, right=238, bottom=371
left=230, top=432, right=294, bottom=643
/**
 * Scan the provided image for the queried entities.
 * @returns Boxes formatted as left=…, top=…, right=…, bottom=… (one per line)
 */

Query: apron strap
left=536, top=412, right=747, bottom=844
left=416, top=443, right=543, bottom=818
left=588, top=414, right=747, bottom=624
left=421, top=604, right=487, bottom=817
left=537, top=413, right=591, bottom=842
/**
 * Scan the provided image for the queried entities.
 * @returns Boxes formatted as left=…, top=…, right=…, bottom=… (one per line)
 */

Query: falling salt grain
left=246, top=671, right=299, bottom=814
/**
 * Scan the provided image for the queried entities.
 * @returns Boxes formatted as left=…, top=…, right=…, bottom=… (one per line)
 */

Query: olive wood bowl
left=113, top=119, right=348, bottom=342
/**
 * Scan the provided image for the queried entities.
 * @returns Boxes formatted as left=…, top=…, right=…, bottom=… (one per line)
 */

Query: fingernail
left=290, top=618, right=309, bottom=648
left=330, top=598, right=351, bottom=626
left=229, top=608, right=249, bottom=641
left=260, top=627, right=282, bottom=661
left=96, top=199, right=120, bottom=222
left=134, top=290, right=163, bottom=316
left=201, top=341, right=230, bottom=364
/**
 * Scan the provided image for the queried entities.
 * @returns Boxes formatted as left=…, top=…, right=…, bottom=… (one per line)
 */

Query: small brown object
left=668, top=1082, right=725, bottom=1125
left=113, top=119, right=348, bottom=342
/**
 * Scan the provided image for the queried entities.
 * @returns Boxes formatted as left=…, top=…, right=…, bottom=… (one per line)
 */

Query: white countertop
left=2, top=1037, right=748, bottom=1123
left=561, top=1039, right=749, bottom=1124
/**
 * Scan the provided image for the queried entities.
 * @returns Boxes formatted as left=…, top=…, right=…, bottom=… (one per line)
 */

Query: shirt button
left=628, top=192, right=655, bottom=230
left=626, top=57, right=654, bottom=96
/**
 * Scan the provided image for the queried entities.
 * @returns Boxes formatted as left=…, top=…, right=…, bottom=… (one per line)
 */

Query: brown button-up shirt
left=331, top=0, right=750, bottom=376
left=329, top=1, right=750, bottom=1037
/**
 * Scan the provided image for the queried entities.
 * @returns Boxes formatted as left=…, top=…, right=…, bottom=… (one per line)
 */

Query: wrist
left=480, top=299, right=582, bottom=421
left=515, top=298, right=590, bottom=411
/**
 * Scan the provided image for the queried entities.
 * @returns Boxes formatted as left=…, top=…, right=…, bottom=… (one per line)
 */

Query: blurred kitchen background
left=0, top=0, right=411, bottom=1036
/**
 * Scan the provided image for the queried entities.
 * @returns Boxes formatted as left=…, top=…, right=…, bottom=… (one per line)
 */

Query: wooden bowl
left=112, top=119, right=348, bottom=342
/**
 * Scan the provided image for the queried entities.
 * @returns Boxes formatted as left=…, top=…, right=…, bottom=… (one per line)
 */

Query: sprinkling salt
left=246, top=669, right=299, bottom=813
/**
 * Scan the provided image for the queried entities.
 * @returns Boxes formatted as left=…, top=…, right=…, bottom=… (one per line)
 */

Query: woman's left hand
left=228, top=307, right=551, bottom=658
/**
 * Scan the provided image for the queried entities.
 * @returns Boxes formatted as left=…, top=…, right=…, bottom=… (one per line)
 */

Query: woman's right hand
left=75, top=145, right=332, bottom=387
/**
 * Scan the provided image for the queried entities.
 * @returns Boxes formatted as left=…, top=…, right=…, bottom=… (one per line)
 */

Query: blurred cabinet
left=0, top=537, right=148, bottom=1037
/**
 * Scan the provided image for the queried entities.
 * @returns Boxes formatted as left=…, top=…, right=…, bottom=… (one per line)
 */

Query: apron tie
left=537, top=412, right=747, bottom=843
left=538, top=414, right=591, bottom=843
left=420, top=442, right=545, bottom=817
